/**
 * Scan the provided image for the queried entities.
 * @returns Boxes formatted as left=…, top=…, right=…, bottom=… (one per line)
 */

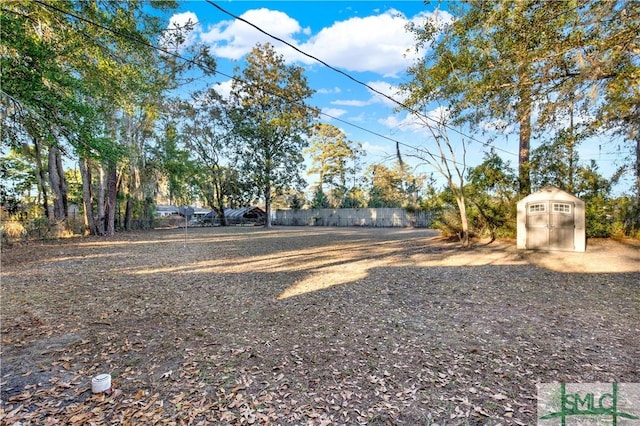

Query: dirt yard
left=1, top=227, right=639, bottom=425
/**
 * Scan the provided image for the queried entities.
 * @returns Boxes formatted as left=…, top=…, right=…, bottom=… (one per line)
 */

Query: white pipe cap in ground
left=91, top=373, right=112, bottom=393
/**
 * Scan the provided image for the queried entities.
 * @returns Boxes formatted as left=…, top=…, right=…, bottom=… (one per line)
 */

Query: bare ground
left=1, top=227, right=639, bottom=425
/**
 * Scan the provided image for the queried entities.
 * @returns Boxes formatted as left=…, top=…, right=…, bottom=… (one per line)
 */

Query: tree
left=466, top=150, right=518, bottom=241
left=305, top=123, right=360, bottom=207
left=575, top=161, right=614, bottom=238
left=152, top=122, right=192, bottom=206
left=1, top=0, right=182, bottom=236
left=172, top=87, right=240, bottom=225
left=287, top=191, right=306, bottom=210
left=530, top=128, right=584, bottom=193
left=584, top=1, right=640, bottom=230
left=230, top=43, right=318, bottom=227
left=404, top=1, right=552, bottom=194
left=365, top=162, right=425, bottom=209
left=404, top=1, right=638, bottom=199
left=0, top=147, right=37, bottom=218
left=310, top=187, right=330, bottom=209
left=366, top=164, right=405, bottom=208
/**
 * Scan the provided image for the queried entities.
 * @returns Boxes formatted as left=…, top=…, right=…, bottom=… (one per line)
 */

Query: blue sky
left=162, top=1, right=629, bottom=194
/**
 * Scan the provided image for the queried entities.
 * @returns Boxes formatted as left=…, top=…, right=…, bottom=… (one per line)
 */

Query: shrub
left=1, top=221, right=27, bottom=245
left=27, top=217, right=54, bottom=240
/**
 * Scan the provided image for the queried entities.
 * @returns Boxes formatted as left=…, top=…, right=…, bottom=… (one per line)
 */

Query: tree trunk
left=567, top=100, right=576, bottom=194
left=217, top=195, right=227, bottom=227
left=80, top=157, right=97, bottom=235
left=124, top=163, right=134, bottom=232
left=264, top=158, right=272, bottom=228
left=105, top=167, right=118, bottom=236
left=517, top=85, right=532, bottom=196
left=31, top=139, right=51, bottom=219
left=143, top=198, right=154, bottom=230
left=211, top=170, right=227, bottom=226
left=124, top=197, right=133, bottom=231
left=97, top=165, right=106, bottom=235
left=264, top=184, right=272, bottom=228
left=454, top=192, right=470, bottom=248
left=634, top=135, right=640, bottom=233
left=48, top=145, right=67, bottom=222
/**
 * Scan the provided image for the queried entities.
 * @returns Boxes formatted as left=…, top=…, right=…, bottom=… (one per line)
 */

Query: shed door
left=549, top=202, right=575, bottom=250
left=525, top=201, right=575, bottom=250
left=525, top=202, right=550, bottom=249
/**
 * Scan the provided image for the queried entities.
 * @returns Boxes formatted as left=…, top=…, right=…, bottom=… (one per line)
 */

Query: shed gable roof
left=518, top=185, right=584, bottom=205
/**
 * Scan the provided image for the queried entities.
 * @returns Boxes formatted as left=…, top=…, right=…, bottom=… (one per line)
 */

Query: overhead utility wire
left=31, top=0, right=231, bottom=79
left=206, top=0, right=519, bottom=159
left=31, top=0, right=468, bottom=169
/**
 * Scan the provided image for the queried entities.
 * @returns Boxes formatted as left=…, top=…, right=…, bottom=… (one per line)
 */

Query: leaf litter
left=1, top=227, right=638, bottom=424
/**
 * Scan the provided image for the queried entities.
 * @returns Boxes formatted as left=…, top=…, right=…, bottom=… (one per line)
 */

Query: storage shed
left=516, top=185, right=585, bottom=252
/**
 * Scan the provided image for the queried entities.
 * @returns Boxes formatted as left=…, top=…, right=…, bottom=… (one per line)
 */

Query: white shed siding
left=516, top=185, right=586, bottom=252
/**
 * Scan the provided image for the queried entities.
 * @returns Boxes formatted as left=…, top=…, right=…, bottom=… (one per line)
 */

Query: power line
left=29, top=0, right=470, bottom=170
left=18, top=0, right=629, bottom=185
left=205, top=0, right=519, bottom=159
left=207, top=0, right=634, bottom=178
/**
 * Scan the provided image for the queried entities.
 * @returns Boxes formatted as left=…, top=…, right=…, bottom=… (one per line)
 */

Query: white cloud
left=168, top=11, right=200, bottom=29
left=361, top=141, right=388, bottom=156
left=317, top=87, right=342, bottom=95
left=425, top=106, right=451, bottom=125
left=331, top=99, right=371, bottom=107
left=349, top=112, right=366, bottom=122
left=330, top=81, right=402, bottom=109
left=292, top=9, right=452, bottom=77
left=162, top=12, right=201, bottom=49
left=187, top=7, right=452, bottom=77
left=379, top=107, right=450, bottom=133
left=379, top=114, right=423, bottom=133
left=214, top=79, right=234, bottom=100
left=410, top=9, right=454, bottom=32
left=201, top=9, right=304, bottom=60
left=366, top=81, right=403, bottom=107
left=321, top=107, right=348, bottom=119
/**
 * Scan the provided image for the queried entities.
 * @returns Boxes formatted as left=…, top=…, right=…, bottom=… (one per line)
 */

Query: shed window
left=553, top=203, right=571, bottom=213
left=528, top=203, right=546, bottom=213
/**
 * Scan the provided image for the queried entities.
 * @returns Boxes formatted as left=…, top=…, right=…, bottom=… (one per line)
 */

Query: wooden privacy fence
left=274, top=208, right=432, bottom=228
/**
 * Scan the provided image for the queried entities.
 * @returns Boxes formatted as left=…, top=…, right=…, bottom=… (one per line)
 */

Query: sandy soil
left=1, top=227, right=638, bottom=425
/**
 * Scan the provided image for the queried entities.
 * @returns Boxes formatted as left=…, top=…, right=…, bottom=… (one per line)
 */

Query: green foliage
left=531, top=128, right=585, bottom=193
left=609, top=196, right=640, bottom=239
left=571, top=161, right=619, bottom=238
left=288, top=193, right=306, bottom=210
left=466, top=150, right=519, bottom=239
left=366, top=163, right=420, bottom=208
left=584, top=194, right=611, bottom=238
left=27, top=217, right=55, bottom=240
left=0, top=148, right=36, bottom=217
left=306, top=123, right=360, bottom=194
left=1, top=0, right=184, bottom=236
left=311, top=187, right=330, bottom=209
left=341, top=187, right=367, bottom=209
left=404, top=0, right=639, bottom=198
left=63, top=169, right=83, bottom=210
left=230, top=43, right=318, bottom=226
left=424, top=152, right=519, bottom=241
left=423, top=187, right=463, bottom=239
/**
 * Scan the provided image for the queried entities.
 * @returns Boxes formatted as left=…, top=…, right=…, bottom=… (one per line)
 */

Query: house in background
left=155, top=205, right=179, bottom=217
left=191, top=207, right=210, bottom=222
left=203, top=207, right=266, bottom=226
